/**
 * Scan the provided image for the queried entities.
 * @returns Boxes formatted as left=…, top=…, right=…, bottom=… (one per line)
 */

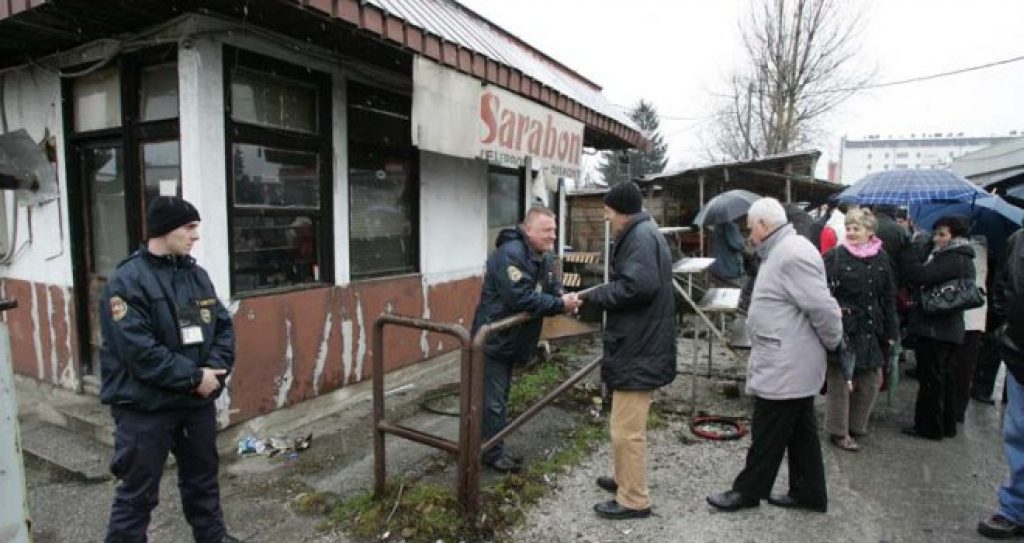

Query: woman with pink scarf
left=823, top=208, right=899, bottom=451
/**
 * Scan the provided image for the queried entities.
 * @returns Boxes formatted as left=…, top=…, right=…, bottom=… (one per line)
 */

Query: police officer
left=471, top=206, right=580, bottom=473
left=100, top=196, right=239, bottom=543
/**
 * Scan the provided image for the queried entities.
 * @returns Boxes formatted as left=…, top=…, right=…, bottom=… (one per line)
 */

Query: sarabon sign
left=411, top=58, right=584, bottom=179
left=478, top=87, right=583, bottom=179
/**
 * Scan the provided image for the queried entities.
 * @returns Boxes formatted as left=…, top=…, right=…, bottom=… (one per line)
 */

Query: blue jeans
left=483, top=355, right=514, bottom=463
left=999, top=373, right=1024, bottom=524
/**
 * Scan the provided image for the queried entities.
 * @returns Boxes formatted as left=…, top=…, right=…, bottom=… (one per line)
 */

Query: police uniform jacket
left=99, top=246, right=235, bottom=412
left=471, top=227, right=565, bottom=365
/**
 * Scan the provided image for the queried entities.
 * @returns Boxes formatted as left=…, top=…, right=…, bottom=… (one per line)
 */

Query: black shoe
left=596, top=476, right=618, bottom=493
left=767, top=494, right=827, bottom=513
left=593, top=500, right=651, bottom=519
left=978, top=514, right=1024, bottom=539
left=901, top=426, right=942, bottom=441
left=484, top=454, right=523, bottom=473
left=706, top=490, right=759, bottom=512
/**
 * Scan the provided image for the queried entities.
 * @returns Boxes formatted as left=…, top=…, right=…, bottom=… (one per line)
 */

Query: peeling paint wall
left=226, top=275, right=480, bottom=424
left=0, top=278, right=79, bottom=390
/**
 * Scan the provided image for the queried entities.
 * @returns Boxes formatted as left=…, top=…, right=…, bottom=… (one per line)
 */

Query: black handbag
left=993, top=324, right=1024, bottom=385
left=918, top=277, right=985, bottom=315
left=825, top=250, right=856, bottom=381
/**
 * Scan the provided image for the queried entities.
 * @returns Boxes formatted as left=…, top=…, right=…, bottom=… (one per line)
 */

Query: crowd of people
left=99, top=187, right=1024, bottom=539
left=474, top=182, right=1024, bottom=538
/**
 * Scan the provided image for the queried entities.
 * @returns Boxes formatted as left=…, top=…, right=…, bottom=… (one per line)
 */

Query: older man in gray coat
left=707, top=197, right=843, bottom=513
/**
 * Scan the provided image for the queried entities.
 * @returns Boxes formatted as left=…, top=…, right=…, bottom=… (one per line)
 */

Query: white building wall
left=0, top=66, right=73, bottom=288
left=840, top=135, right=1017, bottom=185
left=179, top=37, right=231, bottom=297
left=419, top=152, right=487, bottom=284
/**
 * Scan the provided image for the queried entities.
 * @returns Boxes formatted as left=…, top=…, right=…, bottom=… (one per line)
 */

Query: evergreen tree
left=598, top=99, right=668, bottom=185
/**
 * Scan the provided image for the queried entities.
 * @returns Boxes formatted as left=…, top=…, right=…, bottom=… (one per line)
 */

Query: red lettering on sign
left=479, top=91, right=580, bottom=166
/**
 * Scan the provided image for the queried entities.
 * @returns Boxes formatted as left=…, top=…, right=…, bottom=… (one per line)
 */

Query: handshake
left=561, top=292, right=583, bottom=314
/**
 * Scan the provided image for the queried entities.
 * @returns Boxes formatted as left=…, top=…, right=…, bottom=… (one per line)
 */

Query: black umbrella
left=692, top=189, right=761, bottom=226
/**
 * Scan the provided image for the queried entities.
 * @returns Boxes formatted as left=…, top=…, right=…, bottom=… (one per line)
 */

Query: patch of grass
left=508, top=359, right=569, bottom=415
left=324, top=419, right=608, bottom=542
left=323, top=358, right=610, bottom=541
left=293, top=491, right=333, bottom=515
left=647, top=404, right=668, bottom=430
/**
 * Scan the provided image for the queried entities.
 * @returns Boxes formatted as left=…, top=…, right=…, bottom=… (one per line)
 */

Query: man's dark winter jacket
left=905, top=241, right=976, bottom=345
left=994, top=229, right=1024, bottom=346
left=824, top=245, right=899, bottom=371
left=873, top=209, right=910, bottom=283
left=100, top=246, right=235, bottom=412
left=586, top=213, right=677, bottom=391
left=472, top=227, right=564, bottom=365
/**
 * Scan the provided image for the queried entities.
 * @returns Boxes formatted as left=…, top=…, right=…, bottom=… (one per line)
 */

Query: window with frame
left=487, top=167, right=522, bottom=251
left=347, top=81, right=418, bottom=280
left=224, top=48, right=333, bottom=295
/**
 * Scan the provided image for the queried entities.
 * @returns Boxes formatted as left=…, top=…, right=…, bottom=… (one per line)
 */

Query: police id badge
left=178, top=304, right=205, bottom=345
left=181, top=325, right=204, bottom=345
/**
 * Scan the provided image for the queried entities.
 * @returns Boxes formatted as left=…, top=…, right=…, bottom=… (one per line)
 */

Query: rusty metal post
left=372, top=314, right=470, bottom=501
left=372, top=317, right=387, bottom=498
left=456, top=338, right=479, bottom=519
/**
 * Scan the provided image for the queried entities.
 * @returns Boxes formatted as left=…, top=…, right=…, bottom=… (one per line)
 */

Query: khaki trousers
left=610, top=389, right=653, bottom=510
left=825, top=364, right=882, bottom=437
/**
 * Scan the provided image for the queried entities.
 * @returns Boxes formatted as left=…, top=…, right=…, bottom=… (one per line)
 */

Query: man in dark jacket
left=471, top=206, right=579, bottom=473
left=872, top=204, right=910, bottom=283
left=580, top=182, right=676, bottom=520
left=100, top=196, right=239, bottom=543
left=979, top=227, right=1024, bottom=539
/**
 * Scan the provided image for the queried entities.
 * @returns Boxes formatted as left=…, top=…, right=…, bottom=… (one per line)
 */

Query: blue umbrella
left=839, top=169, right=991, bottom=205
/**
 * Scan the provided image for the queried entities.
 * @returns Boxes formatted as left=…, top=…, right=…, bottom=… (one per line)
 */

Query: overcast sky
left=459, top=0, right=1024, bottom=181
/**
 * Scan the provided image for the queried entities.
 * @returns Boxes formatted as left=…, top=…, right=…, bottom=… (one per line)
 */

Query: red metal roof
left=0, top=0, right=646, bottom=150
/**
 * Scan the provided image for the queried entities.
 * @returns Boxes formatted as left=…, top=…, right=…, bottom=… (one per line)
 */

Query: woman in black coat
left=824, top=209, right=898, bottom=451
left=902, top=215, right=976, bottom=441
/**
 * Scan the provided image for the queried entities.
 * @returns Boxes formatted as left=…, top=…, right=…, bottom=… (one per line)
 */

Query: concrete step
left=15, top=375, right=115, bottom=448
left=20, top=419, right=112, bottom=482
left=81, top=373, right=101, bottom=396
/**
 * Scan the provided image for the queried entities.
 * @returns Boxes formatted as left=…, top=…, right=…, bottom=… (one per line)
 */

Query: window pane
left=141, top=141, right=181, bottom=210
left=349, top=148, right=417, bottom=279
left=230, top=67, right=317, bottom=133
left=139, top=63, right=179, bottom=121
left=232, top=215, right=321, bottom=291
left=233, top=144, right=320, bottom=209
left=488, top=170, right=521, bottom=228
left=74, top=66, right=121, bottom=132
left=84, top=147, right=126, bottom=276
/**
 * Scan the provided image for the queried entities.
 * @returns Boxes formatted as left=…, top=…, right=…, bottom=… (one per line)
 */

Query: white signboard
left=412, top=58, right=584, bottom=180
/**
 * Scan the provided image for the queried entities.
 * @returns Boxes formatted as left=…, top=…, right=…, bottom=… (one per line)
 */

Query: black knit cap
left=603, top=181, right=643, bottom=214
left=147, top=196, right=200, bottom=238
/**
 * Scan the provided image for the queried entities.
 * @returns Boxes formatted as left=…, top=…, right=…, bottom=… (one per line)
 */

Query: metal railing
left=372, top=311, right=601, bottom=520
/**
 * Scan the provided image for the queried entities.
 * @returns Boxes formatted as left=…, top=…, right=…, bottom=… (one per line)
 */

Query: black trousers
left=973, top=331, right=1004, bottom=399
left=951, top=331, right=983, bottom=421
left=106, top=403, right=225, bottom=543
left=913, top=340, right=958, bottom=439
left=732, top=396, right=827, bottom=508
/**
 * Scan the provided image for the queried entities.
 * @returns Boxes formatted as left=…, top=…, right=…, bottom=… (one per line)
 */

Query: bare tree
left=709, top=0, right=872, bottom=160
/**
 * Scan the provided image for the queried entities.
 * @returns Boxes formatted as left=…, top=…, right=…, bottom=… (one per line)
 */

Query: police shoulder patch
left=507, top=265, right=523, bottom=282
left=110, top=296, right=128, bottom=321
